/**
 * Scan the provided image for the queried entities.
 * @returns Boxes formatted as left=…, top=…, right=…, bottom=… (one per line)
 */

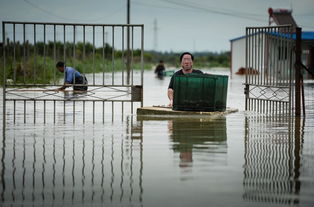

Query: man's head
left=179, top=52, right=194, bottom=62
left=56, top=61, right=65, bottom=72
left=180, top=52, right=193, bottom=72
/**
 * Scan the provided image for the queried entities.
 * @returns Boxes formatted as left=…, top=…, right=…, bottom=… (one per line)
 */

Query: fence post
left=2, top=22, right=6, bottom=136
left=295, top=27, right=302, bottom=116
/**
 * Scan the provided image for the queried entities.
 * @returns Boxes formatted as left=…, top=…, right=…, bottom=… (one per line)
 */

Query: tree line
left=145, top=51, right=230, bottom=68
left=0, top=39, right=230, bottom=84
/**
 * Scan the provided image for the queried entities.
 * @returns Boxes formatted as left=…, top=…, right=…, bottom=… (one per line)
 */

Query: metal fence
left=2, top=21, right=144, bottom=126
left=244, top=25, right=295, bottom=115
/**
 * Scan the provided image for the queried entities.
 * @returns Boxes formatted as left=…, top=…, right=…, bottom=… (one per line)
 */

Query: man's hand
left=167, top=88, right=174, bottom=107
left=168, top=99, right=173, bottom=107
left=54, top=87, right=65, bottom=92
left=56, top=83, right=69, bottom=91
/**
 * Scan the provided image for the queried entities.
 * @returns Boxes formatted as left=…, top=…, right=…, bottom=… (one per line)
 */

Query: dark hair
left=56, top=61, right=65, bottom=68
left=180, top=52, right=194, bottom=62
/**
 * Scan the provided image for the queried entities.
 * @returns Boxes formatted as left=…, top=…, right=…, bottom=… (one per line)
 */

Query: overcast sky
left=0, top=0, right=313, bottom=52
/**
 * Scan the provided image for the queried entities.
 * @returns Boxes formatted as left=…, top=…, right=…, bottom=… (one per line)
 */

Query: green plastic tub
left=173, top=73, right=228, bottom=112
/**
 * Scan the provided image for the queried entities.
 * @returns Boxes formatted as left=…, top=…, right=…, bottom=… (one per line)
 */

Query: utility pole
left=153, top=18, right=158, bottom=51
left=126, top=0, right=131, bottom=84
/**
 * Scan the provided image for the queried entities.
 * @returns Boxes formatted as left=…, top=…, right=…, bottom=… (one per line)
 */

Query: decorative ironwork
left=248, top=85, right=290, bottom=102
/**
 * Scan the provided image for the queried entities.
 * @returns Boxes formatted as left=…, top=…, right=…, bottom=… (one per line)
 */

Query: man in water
left=55, top=61, right=88, bottom=92
left=167, top=52, right=203, bottom=106
left=154, top=60, right=166, bottom=77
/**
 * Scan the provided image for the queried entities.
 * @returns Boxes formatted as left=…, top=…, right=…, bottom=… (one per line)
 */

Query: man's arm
left=57, top=82, right=70, bottom=91
left=167, top=88, right=173, bottom=107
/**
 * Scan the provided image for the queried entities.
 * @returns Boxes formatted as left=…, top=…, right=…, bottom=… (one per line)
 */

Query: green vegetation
left=146, top=51, right=230, bottom=68
left=0, top=39, right=230, bottom=85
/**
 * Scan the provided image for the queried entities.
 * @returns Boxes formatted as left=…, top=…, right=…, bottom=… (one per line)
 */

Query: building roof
left=230, top=8, right=313, bottom=43
left=294, top=31, right=314, bottom=40
left=230, top=31, right=314, bottom=42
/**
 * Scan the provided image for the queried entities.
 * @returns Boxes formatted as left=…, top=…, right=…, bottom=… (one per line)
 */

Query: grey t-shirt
left=168, top=69, right=203, bottom=89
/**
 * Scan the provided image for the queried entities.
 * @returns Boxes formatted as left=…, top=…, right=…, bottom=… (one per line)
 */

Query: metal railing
left=2, top=21, right=144, bottom=127
left=245, top=25, right=295, bottom=115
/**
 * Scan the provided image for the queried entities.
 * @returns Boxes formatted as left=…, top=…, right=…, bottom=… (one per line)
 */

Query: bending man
left=56, top=61, right=88, bottom=92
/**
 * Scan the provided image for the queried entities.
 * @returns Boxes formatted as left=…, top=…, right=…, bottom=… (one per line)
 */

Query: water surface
left=1, top=68, right=314, bottom=206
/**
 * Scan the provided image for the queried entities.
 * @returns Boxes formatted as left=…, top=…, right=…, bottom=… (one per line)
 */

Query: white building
left=230, top=31, right=314, bottom=78
left=229, top=8, right=314, bottom=78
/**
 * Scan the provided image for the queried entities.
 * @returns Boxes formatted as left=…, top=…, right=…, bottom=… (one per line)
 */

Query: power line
left=158, top=0, right=266, bottom=22
left=133, top=0, right=199, bottom=12
left=22, top=0, right=125, bottom=22
left=135, top=0, right=313, bottom=27
left=23, top=0, right=69, bottom=20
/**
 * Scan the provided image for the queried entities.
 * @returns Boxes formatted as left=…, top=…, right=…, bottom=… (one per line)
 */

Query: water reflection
left=0, top=117, right=144, bottom=206
left=2, top=72, right=314, bottom=206
left=167, top=117, right=227, bottom=168
left=243, top=115, right=305, bottom=204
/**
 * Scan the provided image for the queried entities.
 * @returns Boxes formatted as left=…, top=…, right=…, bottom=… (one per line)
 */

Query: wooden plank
left=137, top=106, right=238, bottom=116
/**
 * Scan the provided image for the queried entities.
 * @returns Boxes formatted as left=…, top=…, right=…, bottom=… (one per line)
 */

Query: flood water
left=1, top=68, right=314, bottom=207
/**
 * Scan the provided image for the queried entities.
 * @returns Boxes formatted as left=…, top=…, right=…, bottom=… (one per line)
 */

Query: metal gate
left=244, top=25, right=295, bottom=115
left=2, top=21, right=144, bottom=126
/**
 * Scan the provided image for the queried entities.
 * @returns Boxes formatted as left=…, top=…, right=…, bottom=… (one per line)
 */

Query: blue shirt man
left=64, top=66, right=82, bottom=84
left=56, top=61, right=88, bottom=91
